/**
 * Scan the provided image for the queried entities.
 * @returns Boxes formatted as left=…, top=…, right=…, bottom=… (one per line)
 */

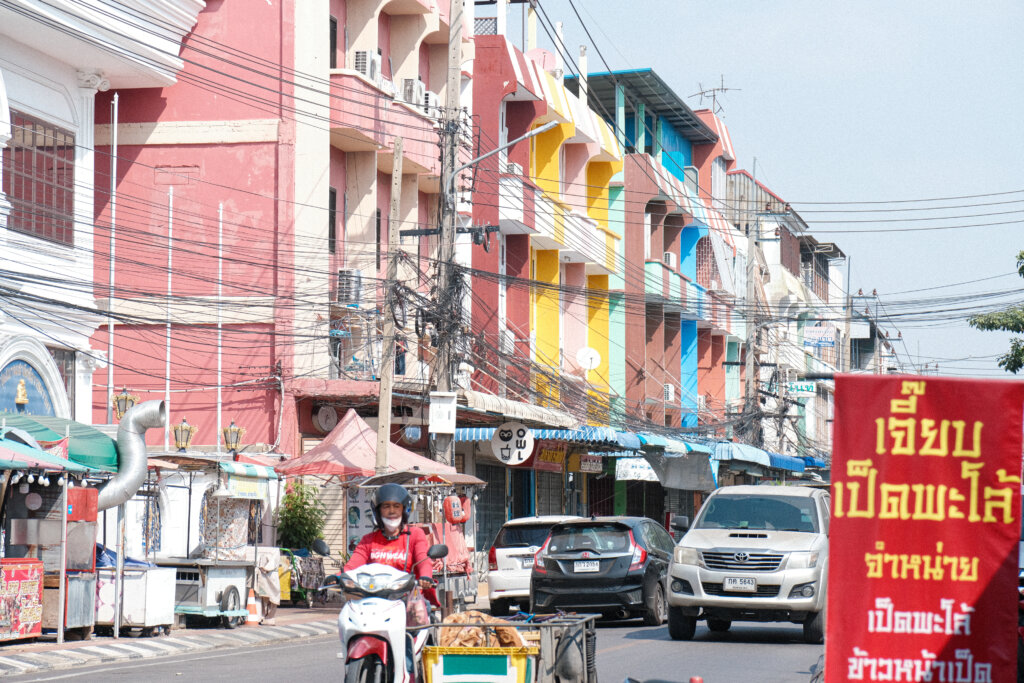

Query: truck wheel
left=668, top=605, right=696, bottom=640
left=642, top=584, right=666, bottom=626
left=803, top=610, right=825, bottom=644
left=490, top=598, right=510, bottom=617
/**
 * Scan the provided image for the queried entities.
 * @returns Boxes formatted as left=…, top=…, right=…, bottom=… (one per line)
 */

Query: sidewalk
left=0, top=604, right=339, bottom=677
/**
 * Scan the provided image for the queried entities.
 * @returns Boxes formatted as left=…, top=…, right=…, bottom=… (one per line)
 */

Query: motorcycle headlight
left=356, top=572, right=403, bottom=592
left=788, top=551, right=819, bottom=569
left=673, top=546, right=703, bottom=567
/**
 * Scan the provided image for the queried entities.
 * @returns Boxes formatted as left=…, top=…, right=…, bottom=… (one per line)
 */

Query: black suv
left=529, top=516, right=675, bottom=625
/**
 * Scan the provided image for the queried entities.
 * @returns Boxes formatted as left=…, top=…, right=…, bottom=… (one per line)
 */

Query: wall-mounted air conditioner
left=663, top=383, right=675, bottom=402
left=401, top=79, right=425, bottom=106
left=506, top=162, right=524, bottom=176
left=337, top=268, right=363, bottom=305
left=663, top=251, right=677, bottom=269
left=696, top=395, right=707, bottom=411
left=354, top=51, right=381, bottom=85
left=422, top=91, right=439, bottom=115
left=499, top=328, right=515, bottom=355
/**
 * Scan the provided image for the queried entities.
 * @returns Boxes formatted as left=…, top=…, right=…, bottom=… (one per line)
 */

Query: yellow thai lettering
left=918, top=418, right=950, bottom=456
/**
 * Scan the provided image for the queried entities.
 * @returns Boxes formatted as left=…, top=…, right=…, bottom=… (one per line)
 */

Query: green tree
left=276, top=480, right=327, bottom=550
left=968, top=250, right=1024, bottom=373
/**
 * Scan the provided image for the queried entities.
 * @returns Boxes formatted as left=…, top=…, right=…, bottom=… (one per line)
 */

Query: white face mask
left=382, top=516, right=402, bottom=533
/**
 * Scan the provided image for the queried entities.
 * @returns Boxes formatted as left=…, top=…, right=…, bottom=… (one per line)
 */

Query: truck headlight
left=788, top=551, right=819, bottom=569
left=673, top=546, right=702, bottom=567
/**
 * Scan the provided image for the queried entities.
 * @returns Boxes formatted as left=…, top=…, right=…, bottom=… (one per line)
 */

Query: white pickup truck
left=666, top=484, right=830, bottom=644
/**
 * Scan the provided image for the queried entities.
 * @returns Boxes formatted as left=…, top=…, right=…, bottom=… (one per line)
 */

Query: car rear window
left=696, top=495, right=819, bottom=532
left=493, top=524, right=554, bottom=549
left=547, top=524, right=630, bottom=553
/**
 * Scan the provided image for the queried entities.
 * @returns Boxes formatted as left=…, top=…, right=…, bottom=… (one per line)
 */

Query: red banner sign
left=828, top=375, right=1024, bottom=682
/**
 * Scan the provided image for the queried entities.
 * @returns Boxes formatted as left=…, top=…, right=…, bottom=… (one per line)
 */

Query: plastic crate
left=422, top=646, right=539, bottom=683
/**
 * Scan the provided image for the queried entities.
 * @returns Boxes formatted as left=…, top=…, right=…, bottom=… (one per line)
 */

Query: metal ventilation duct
left=97, top=400, right=166, bottom=511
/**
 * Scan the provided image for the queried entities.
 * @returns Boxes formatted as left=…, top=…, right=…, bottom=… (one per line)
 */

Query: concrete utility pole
left=432, top=0, right=463, bottom=467
left=376, top=139, right=404, bottom=473
left=743, top=212, right=762, bottom=448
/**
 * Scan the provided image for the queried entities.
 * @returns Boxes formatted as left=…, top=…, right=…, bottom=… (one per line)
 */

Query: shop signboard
left=803, top=326, right=835, bottom=347
left=568, top=452, right=603, bottom=474
left=226, top=475, right=268, bottom=500
left=346, top=486, right=376, bottom=551
left=490, top=422, right=533, bottom=466
left=534, top=443, right=566, bottom=473
left=0, top=558, right=43, bottom=641
left=827, top=376, right=1024, bottom=682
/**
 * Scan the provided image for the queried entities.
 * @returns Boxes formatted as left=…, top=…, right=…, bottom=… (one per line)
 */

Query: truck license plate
left=723, top=577, right=756, bottom=592
left=574, top=560, right=599, bottom=573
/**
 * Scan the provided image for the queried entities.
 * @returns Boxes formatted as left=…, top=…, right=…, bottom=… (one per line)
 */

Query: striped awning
left=219, top=461, right=278, bottom=480
left=454, top=426, right=641, bottom=450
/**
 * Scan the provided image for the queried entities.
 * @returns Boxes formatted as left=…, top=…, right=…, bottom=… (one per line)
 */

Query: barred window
left=2, top=110, right=76, bottom=246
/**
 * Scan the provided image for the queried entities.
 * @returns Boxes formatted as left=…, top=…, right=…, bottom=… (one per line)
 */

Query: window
left=47, top=346, right=76, bottom=414
left=328, top=187, right=337, bottom=253
left=2, top=110, right=76, bottom=245
left=329, top=17, right=338, bottom=69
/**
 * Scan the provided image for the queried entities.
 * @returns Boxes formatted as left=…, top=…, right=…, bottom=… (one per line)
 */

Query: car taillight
left=533, top=537, right=550, bottom=574
left=628, top=530, right=647, bottom=571
left=488, top=546, right=497, bottom=571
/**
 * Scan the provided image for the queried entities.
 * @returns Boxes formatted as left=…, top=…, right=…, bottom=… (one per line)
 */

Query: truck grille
left=702, top=551, right=783, bottom=571
left=702, top=582, right=781, bottom=597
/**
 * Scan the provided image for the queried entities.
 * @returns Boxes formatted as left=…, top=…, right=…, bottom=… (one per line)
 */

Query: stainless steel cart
left=154, top=558, right=250, bottom=628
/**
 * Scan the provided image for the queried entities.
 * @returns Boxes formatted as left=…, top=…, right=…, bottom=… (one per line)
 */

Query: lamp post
left=111, top=387, right=138, bottom=421
left=172, top=418, right=196, bottom=453
left=222, top=421, right=244, bottom=457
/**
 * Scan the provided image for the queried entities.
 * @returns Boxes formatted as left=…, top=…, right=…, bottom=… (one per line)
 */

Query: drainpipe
left=98, top=400, right=167, bottom=511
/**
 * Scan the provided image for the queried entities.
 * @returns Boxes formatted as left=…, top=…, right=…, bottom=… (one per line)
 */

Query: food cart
left=142, top=455, right=280, bottom=628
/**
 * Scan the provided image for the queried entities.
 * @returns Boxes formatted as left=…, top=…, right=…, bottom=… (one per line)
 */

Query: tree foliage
left=967, top=250, right=1024, bottom=373
left=276, top=480, right=327, bottom=550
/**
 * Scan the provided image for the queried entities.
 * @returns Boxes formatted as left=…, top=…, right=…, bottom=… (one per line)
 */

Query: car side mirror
left=670, top=515, right=690, bottom=532
left=427, top=543, right=449, bottom=560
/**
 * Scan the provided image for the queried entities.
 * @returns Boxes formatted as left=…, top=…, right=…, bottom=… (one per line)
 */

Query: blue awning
left=638, top=433, right=667, bottom=448
left=712, top=442, right=771, bottom=467
left=799, top=455, right=828, bottom=468
left=453, top=427, right=496, bottom=442
left=768, top=452, right=806, bottom=473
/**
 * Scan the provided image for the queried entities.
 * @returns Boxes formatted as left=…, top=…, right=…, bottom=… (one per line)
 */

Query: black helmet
left=370, top=483, right=412, bottom=530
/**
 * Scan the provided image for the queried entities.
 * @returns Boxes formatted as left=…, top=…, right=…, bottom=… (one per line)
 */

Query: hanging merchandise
left=458, top=495, right=472, bottom=524
left=443, top=495, right=469, bottom=524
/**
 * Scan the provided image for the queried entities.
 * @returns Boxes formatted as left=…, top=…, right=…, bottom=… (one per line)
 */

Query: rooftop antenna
left=689, top=75, right=739, bottom=115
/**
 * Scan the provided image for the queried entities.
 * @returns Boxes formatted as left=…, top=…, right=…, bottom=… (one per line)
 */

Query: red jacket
left=344, top=526, right=431, bottom=580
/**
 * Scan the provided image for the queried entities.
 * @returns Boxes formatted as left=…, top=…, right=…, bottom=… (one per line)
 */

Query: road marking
left=18, top=636, right=336, bottom=681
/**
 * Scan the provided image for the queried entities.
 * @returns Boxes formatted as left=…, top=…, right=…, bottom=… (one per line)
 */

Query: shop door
left=588, top=475, right=614, bottom=517
left=475, top=464, right=507, bottom=551
left=625, top=480, right=666, bottom=521
left=511, top=468, right=533, bottom=519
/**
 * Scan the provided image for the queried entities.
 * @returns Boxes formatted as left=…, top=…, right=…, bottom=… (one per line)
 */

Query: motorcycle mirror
left=427, top=544, right=449, bottom=560
left=312, top=538, right=331, bottom=556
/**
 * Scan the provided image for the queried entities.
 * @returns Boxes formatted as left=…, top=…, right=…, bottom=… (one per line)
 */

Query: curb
left=0, top=620, right=337, bottom=677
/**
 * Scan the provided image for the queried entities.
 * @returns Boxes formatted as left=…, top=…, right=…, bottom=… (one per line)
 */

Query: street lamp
left=112, top=387, right=138, bottom=421
left=173, top=418, right=197, bottom=452
left=222, top=421, right=245, bottom=456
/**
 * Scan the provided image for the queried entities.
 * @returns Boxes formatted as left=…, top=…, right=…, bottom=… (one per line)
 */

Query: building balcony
left=329, top=71, right=440, bottom=182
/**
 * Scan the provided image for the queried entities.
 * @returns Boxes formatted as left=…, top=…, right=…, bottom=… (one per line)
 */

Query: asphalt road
left=4, top=619, right=823, bottom=682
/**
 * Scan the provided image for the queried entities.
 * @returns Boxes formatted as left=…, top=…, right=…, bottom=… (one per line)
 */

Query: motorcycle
left=326, top=543, right=448, bottom=683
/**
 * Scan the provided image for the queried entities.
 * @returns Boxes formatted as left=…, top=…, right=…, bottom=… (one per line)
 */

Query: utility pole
left=743, top=209, right=762, bottom=448
left=432, top=0, right=463, bottom=467
left=376, top=139, right=403, bottom=473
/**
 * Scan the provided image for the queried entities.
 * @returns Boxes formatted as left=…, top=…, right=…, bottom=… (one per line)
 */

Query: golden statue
left=14, top=379, right=28, bottom=405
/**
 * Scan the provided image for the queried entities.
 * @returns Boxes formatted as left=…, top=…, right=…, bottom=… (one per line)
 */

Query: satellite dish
left=575, top=347, right=601, bottom=371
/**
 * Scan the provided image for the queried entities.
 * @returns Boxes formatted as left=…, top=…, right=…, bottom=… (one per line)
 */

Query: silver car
left=487, top=515, right=580, bottom=616
left=666, top=485, right=830, bottom=644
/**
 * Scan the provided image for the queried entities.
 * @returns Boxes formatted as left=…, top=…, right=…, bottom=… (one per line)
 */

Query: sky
left=486, top=0, right=1024, bottom=378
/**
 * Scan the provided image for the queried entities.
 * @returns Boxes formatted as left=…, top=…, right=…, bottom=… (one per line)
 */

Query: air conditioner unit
left=506, top=162, right=524, bottom=176
left=354, top=50, right=370, bottom=77
left=663, top=251, right=677, bottom=269
left=663, top=383, right=675, bottom=402
left=710, top=279, right=720, bottom=290
left=422, top=91, right=439, bottom=115
left=337, top=268, right=363, bottom=305
left=369, top=53, right=382, bottom=85
left=696, top=395, right=707, bottom=411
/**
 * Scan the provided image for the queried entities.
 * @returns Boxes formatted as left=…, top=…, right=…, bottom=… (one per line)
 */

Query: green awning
left=0, top=415, right=118, bottom=472
left=0, top=437, right=96, bottom=472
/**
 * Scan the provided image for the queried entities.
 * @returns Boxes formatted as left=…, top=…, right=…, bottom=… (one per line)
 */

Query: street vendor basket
left=422, top=646, right=539, bottom=683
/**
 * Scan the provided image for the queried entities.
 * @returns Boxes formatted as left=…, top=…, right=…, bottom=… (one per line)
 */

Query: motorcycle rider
left=343, top=484, right=437, bottom=610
